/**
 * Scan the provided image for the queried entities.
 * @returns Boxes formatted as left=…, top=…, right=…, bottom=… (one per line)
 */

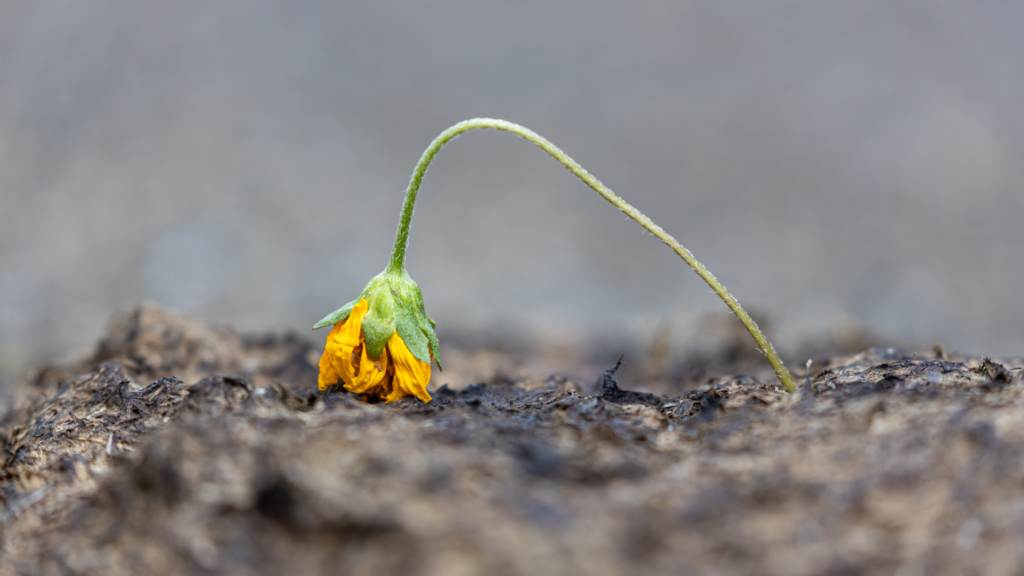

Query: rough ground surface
left=0, top=306, right=1022, bottom=576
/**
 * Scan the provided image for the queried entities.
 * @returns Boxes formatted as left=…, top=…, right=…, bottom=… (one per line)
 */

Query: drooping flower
left=313, top=117, right=797, bottom=401
left=315, top=269, right=440, bottom=403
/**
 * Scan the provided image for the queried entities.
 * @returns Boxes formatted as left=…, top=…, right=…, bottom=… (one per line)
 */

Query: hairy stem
left=387, top=118, right=796, bottom=392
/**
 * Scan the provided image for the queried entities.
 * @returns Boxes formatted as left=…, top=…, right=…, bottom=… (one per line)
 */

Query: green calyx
left=312, top=268, right=441, bottom=370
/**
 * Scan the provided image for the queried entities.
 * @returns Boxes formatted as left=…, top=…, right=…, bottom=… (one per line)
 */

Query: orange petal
left=318, top=299, right=369, bottom=390
left=337, top=299, right=368, bottom=347
left=345, top=340, right=390, bottom=395
left=384, top=332, right=432, bottom=403
left=317, top=329, right=341, bottom=391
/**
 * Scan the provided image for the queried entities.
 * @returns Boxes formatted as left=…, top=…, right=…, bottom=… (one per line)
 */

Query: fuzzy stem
left=387, top=118, right=796, bottom=392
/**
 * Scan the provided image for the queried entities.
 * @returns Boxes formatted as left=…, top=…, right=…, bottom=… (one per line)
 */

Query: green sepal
left=410, top=282, right=442, bottom=370
left=388, top=270, right=436, bottom=366
left=360, top=279, right=396, bottom=360
left=424, top=318, right=442, bottom=371
left=395, top=304, right=430, bottom=365
left=312, top=299, right=358, bottom=330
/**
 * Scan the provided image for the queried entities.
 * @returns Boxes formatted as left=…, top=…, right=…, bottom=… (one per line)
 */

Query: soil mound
left=0, top=305, right=1022, bottom=575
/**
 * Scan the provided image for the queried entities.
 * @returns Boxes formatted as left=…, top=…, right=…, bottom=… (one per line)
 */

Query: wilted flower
left=315, top=269, right=440, bottom=403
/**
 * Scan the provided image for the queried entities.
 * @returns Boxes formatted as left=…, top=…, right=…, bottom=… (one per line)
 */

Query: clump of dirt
left=0, top=305, right=1022, bottom=575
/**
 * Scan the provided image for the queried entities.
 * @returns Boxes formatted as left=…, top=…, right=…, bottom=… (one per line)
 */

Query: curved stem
left=387, top=118, right=796, bottom=392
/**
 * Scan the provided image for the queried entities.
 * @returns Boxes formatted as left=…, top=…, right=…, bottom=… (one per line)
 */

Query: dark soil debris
left=0, top=306, right=1022, bottom=575
left=599, top=357, right=664, bottom=407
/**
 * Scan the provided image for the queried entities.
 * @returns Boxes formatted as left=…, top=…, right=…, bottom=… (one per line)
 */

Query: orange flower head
left=314, top=269, right=440, bottom=403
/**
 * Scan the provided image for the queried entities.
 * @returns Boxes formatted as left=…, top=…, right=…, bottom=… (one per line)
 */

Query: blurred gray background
left=1, top=0, right=1022, bottom=390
